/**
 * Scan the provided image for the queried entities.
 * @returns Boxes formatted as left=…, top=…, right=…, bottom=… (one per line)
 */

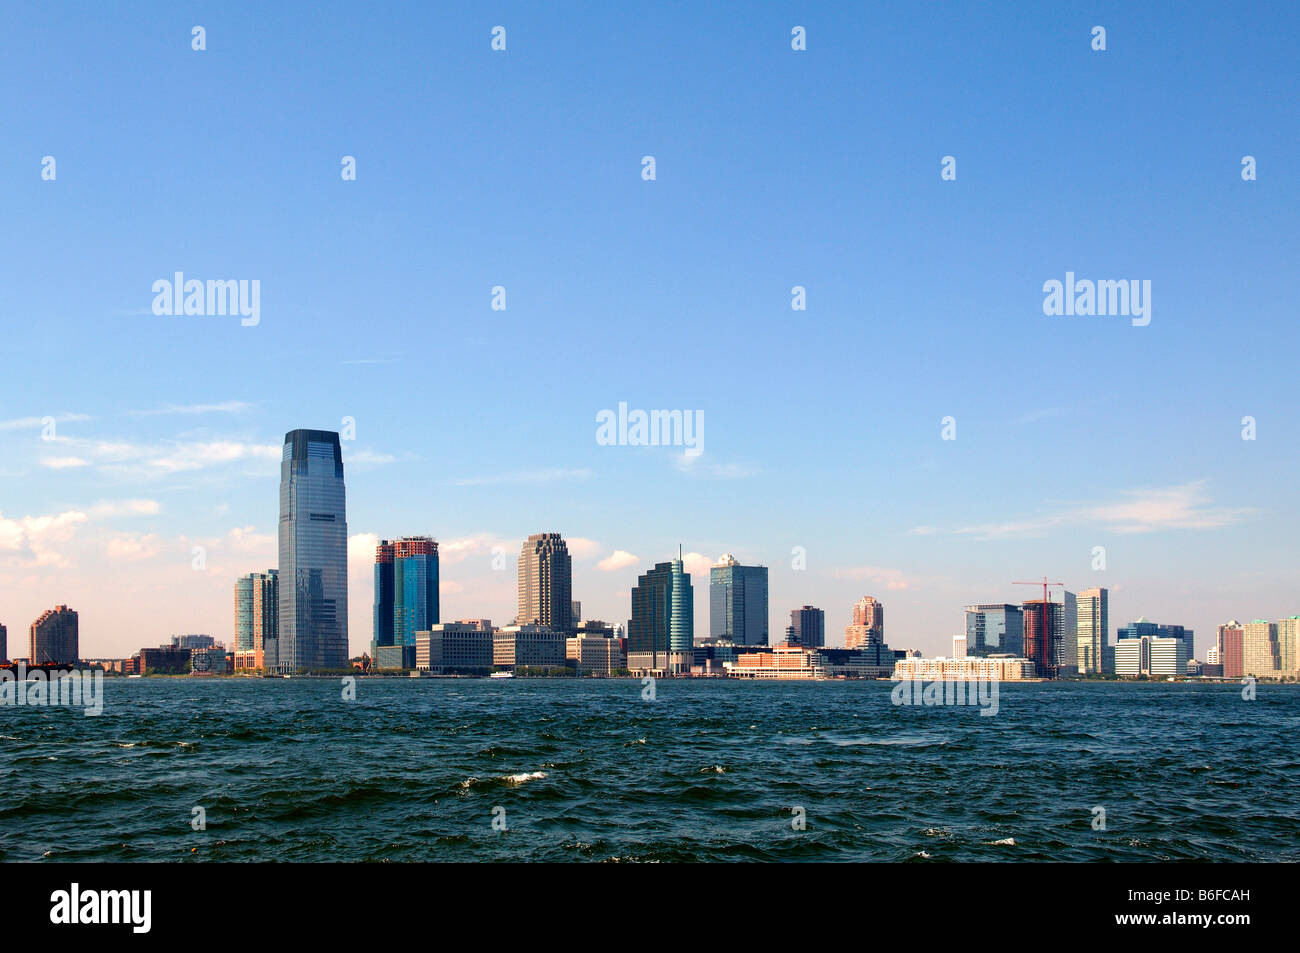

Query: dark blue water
left=2, top=679, right=1296, bottom=861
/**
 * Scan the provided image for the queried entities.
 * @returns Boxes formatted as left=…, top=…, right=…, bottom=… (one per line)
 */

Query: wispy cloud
left=40, top=456, right=90, bottom=469
left=953, top=481, right=1253, bottom=540
left=674, top=454, right=758, bottom=479
left=345, top=448, right=397, bottom=466
left=831, top=565, right=916, bottom=590
left=452, top=468, right=593, bottom=487
left=60, top=436, right=280, bottom=476
left=0, top=413, right=91, bottom=431
left=89, top=499, right=161, bottom=518
left=129, top=401, right=254, bottom=417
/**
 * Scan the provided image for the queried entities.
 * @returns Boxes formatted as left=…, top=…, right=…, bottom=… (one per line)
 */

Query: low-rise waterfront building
left=725, top=643, right=826, bottom=680
left=135, top=646, right=190, bottom=674
left=566, top=633, right=625, bottom=675
left=627, top=650, right=695, bottom=677
left=1114, top=635, right=1188, bottom=677
left=190, top=646, right=229, bottom=675
left=819, top=645, right=900, bottom=678
left=494, top=624, right=566, bottom=670
left=892, top=655, right=1036, bottom=681
left=416, top=620, right=495, bottom=673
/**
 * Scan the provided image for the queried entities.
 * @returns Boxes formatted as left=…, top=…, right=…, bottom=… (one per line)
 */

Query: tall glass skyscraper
left=278, top=429, right=348, bottom=672
left=630, top=562, right=673, bottom=656
left=234, top=569, right=279, bottom=668
left=708, top=554, right=768, bottom=646
left=669, top=551, right=694, bottom=652
left=372, top=540, right=395, bottom=652
left=394, top=537, right=439, bottom=649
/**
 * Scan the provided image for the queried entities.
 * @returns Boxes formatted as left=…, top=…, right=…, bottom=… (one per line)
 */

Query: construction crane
left=1013, top=577, right=1064, bottom=677
left=1013, top=577, right=1064, bottom=605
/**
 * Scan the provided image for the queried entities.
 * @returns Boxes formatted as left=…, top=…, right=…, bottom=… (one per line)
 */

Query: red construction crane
left=1013, top=577, right=1063, bottom=605
left=1013, top=577, right=1065, bottom=678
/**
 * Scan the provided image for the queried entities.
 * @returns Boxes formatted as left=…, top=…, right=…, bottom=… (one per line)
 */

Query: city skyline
left=0, top=418, right=1292, bottom=663
left=2, top=3, right=1298, bottom=659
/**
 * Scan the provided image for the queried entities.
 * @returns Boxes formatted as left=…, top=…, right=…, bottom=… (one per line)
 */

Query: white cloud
left=0, top=413, right=91, bottom=432
left=954, top=481, right=1252, bottom=540
left=348, top=532, right=380, bottom=562
left=129, top=401, right=253, bottom=417
left=831, top=565, right=916, bottom=591
left=345, top=448, right=397, bottom=466
left=597, top=550, right=638, bottom=571
left=0, top=510, right=89, bottom=567
left=40, top=456, right=89, bottom=469
left=105, top=533, right=165, bottom=562
left=567, top=537, right=601, bottom=559
left=54, top=436, right=280, bottom=476
left=89, top=499, right=161, bottom=518
left=674, top=454, right=757, bottom=479
left=452, top=468, right=592, bottom=487
left=682, top=551, right=713, bottom=575
left=436, top=534, right=517, bottom=565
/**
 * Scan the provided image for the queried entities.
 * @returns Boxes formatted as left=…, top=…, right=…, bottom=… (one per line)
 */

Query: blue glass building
left=278, top=429, right=349, bottom=671
left=709, top=555, right=769, bottom=646
left=964, top=604, right=1024, bottom=657
left=372, top=540, right=395, bottom=654
left=1116, top=617, right=1193, bottom=657
left=393, top=537, right=439, bottom=650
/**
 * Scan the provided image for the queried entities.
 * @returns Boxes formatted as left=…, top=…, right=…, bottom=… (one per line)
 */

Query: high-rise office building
left=30, top=605, right=78, bottom=664
left=517, top=533, right=573, bottom=633
left=234, top=570, right=279, bottom=669
left=1021, top=600, right=1062, bottom=678
left=1275, top=616, right=1300, bottom=675
left=0, top=623, right=6, bottom=662
left=708, top=554, right=769, bottom=646
left=1117, top=619, right=1194, bottom=659
left=845, top=596, right=884, bottom=649
left=630, top=563, right=673, bottom=656
left=1218, top=621, right=1244, bottom=678
left=788, top=606, right=825, bottom=648
left=952, top=634, right=967, bottom=658
left=964, top=604, right=1023, bottom=657
left=278, top=429, right=348, bottom=672
left=372, top=540, right=395, bottom=652
left=629, top=553, right=694, bottom=672
left=1076, top=587, right=1108, bottom=674
left=669, top=551, right=693, bottom=652
left=393, top=537, right=439, bottom=651
left=1242, top=619, right=1280, bottom=677
left=1059, top=590, right=1078, bottom=675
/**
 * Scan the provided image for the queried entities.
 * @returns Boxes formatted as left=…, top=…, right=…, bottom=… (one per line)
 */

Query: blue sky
left=2, top=1, right=1297, bottom=659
